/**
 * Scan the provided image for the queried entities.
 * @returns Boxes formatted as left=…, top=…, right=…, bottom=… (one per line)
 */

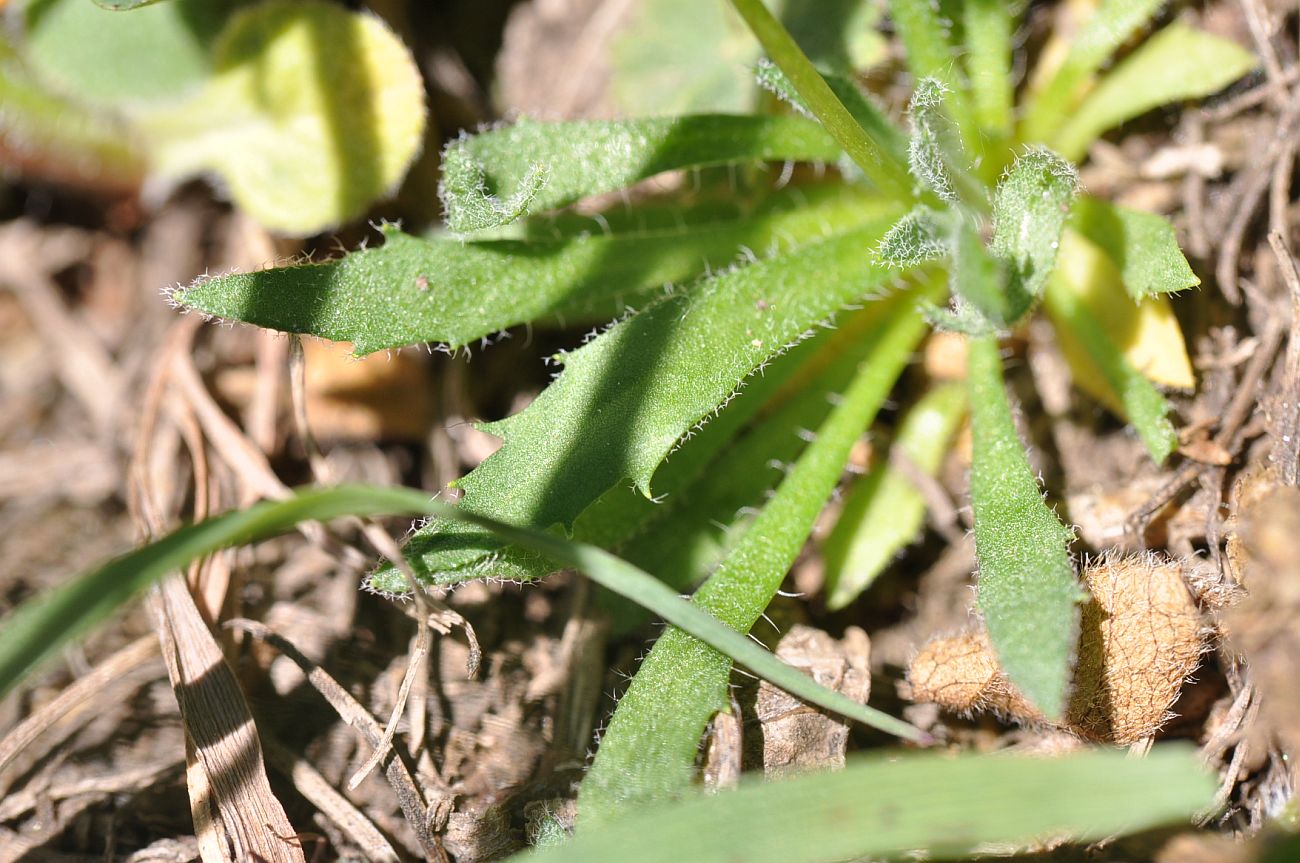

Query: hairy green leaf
left=174, top=184, right=893, bottom=355
left=1069, top=196, right=1200, bottom=299
left=368, top=308, right=849, bottom=595
left=1018, top=0, right=1164, bottom=143
left=440, top=114, right=842, bottom=232
left=824, top=381, right=967, bottom=608
left=968, top=335, right=1082, bottom=720
left=1053, top=22, right=1257, bottom=161
left=1045, top=274, right=1177, bottom=463
left=602, top=303, right=907, bottom=628
left=0, top=485, right=921, bottom=740
left=888, top=0, right=981, bottom=158
left=906, top=78, right=963, bottom=204
left=728, top=0, right=914, bottom=199
left=556, top=748, right=1210, bottom=862
left=139, top=0, right=426, bottom=235
left=875, top=205, right=947, bottom=268
left=990, top=147, right=1078, bottom=306
left=580, top=286, right=934, bottom=826
left=390, top=218, right=903, bottom=587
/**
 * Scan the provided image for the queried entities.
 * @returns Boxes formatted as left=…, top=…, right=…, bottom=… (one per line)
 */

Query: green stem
left=728, top=0, right=914, bottom=200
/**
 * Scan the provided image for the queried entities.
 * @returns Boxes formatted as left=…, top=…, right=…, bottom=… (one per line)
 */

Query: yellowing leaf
left=140, top=0, right=426, bottom=235
left=1049, top=229, right=1195, bottom=416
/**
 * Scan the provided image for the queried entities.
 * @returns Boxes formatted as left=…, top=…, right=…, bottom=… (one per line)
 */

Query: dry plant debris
left=909, top=555, right=1206, bottom=745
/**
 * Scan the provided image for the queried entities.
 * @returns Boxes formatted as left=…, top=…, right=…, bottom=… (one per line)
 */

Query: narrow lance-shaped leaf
left=1053, top=23, right=1257, bottom=162
left=968, top=335, right=1082, bottom=720
left=824, top=381, right=967, bottom=609
left=366, top=305, right=853, bottom=595
left=906, top=78, right=965, bottom=204
left=580, top=285, right=935, bottom=826
left=887, top=0, right=982, bottom=160
left=1069, top=196, right=1200, bottom=300
left=0, top=484, right=923, bottom=741
left=603, top=303, right=909, bottom=629
left=388, top=218, right=903, bottom=587
left=544, top=748, right=1212, bottom=863
left=727, top=0, right=914, bottom=199
left=1018, top=0, right=1164, bottom=143
left=990, top=146, right=1078, bottom=313
left=174, top=184, right=894, bottom=355
left=440, top=114, right=842, bottom=232
left=1045, top=271, right=1177, bottom=464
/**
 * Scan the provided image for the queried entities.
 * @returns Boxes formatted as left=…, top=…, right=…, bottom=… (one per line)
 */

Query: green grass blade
left=887, top=0, right=982, bottom=159
left=0, top=485, right=434, bottom=698
left=0, top=484, right=924, bottom=741
left=1044, top=268, right=1177, bottom=464
left=440, top=114, right=842, bottom=232
left=728, top=0, right=913, bottom=199
left=963, top=0, right=1016, bottom=144
left=1069, top=196, right=1200, bottom=299
left=824, top=381, right=967, bottom=609
left=1053, top=22, right=1257, bottom=161
left=385, top=217, right=905, bottom=588
left=545, top=747, right=1212, bottom=863
left=173, top=185, right=891, bottom=355
left=1018, top=0, right=1164, bottom=144
left=968, top=335, right=1082, bottom=720
left=579, top=285, right=935, bottom=826
left=568, top=747, right=1209, bottom=861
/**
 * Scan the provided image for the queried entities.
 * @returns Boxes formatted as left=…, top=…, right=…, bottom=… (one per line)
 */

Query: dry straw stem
left=909, top=555, right=1206, bottom=744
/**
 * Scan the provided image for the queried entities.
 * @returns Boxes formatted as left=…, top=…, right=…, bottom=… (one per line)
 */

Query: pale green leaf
left=990, top=146, right=1078, bottom=303
left=968, top=335, right=1082, bottom=720
left=0, top=40, right=146, bottom=190
left=556, top=748, right=1210, bottom=862
left=1054, top=22, right=1257, bottom=161
left=439, top=114, right=841, bottom=233
left=140, top=0, right=427, bottom=235
left=24, top=0, right=228, bottom=107
left=824, top=381, right=966, bottom=608
left=174, top=184, right=892, bottom=355
left=1018, top=0, right=1164, bottom=143
left=390, top=217, right=903, bottom=587
left=580, top=286, right=935, bottom=826
left=1069, top=195, right=1200, bottom=299
left=1045, top=274, right=1177, bottom=463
